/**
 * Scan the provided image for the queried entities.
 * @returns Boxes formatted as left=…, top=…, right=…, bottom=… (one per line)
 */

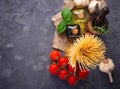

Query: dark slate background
left=0, top=0, right=120, bottom=89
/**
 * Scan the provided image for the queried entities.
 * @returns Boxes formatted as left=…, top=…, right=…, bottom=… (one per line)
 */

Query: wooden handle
left=108, top=72, right=113, bottom=83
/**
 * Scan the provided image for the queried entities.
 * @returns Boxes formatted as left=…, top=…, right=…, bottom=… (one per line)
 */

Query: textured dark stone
left=0, top=0, right=120, bottom=89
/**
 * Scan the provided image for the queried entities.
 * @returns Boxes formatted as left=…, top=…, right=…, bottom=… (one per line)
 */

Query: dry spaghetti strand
left=65, top=35, right=106, bottom=71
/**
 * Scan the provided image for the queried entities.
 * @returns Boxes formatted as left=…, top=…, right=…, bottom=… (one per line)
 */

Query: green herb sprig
left=93, top=26, right=110, bottom=35
left=57, top=8, right=72, bottom=34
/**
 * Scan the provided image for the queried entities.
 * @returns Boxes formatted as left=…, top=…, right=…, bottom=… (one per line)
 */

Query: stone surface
left=0, top=0, right=120, bottom=89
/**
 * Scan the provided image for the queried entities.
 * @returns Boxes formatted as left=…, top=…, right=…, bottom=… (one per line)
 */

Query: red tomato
left=49, top=50, right=60, bottom=62
left=58, top=57, right=69, bottom=67
left=78, top=69, right=89, bottom=80
left=68, top=64, right=78, bottom=74
left=67, top=75, right=78, bottom=86
left=49, top=63, right=60, bottom=75
left=58, top=70, right=69, bottom=80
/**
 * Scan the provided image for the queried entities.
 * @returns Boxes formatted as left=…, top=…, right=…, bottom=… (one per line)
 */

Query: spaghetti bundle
left=65, top=35, right=106, bottom=71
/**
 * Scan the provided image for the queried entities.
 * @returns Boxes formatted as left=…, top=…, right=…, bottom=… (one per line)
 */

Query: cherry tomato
left=67, top=75, right=78, bottom=86
left=68, top=64, right=78, bottom=74
left=78, top=69, right=89, bottom=80
left=58, top=57, right=69, bottom=67
left=49, top=63, right=60, bottom=75
left=58, top=69, right=69, bottom=80
left=49, top=50, right=60, bottom=62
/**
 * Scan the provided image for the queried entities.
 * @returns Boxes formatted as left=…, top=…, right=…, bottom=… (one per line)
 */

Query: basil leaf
left=61, top=8, right=72, bottom=22
left=65, top=19, right=72, bottom=25
left=56, top=8, right=72, bottom=34
left=57, top=20, right=66, bottom=34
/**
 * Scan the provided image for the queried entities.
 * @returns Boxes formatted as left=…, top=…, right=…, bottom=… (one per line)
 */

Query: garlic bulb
left=99, top=58, right=115, bottom=83
left=73, top=0, right=90, bottom=7
left=88, top=0, right=102, bottom=14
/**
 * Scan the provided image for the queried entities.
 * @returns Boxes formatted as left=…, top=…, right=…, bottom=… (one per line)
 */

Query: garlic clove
left=99, top=60, right=109, bottom=73
left=107, top=58, right=115, bottom=70
left=99, top=58, right=115, bottom=83
left=88, top=0, right=102, bottom=14
left=73, top=0, right=90, bottom=8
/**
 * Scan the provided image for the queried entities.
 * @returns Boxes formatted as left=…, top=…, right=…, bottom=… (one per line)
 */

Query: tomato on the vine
left=58, top=69, right=69, bottom=80
left=49, top=63, right=60, bottom=75
left=78, top=69, right=89, bottom=80
left=58, top=57, right=69, bottom=67
left=68, top=64, right=78, bottom=74
left=49, top=50, right=60, bottom=62
left=67, top=75, right=78, bottom=86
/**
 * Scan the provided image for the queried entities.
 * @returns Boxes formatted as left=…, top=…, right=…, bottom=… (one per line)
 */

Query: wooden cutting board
left=51, top=0, right=107, bottom=51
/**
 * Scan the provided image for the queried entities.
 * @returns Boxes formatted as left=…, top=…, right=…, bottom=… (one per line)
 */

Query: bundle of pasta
left=65, top=35, right=106, bottom=71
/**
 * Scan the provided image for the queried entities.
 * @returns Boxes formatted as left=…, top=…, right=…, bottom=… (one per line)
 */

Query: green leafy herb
left=57, top=20, right=66, bottom=34
left=57, top=8, right=72, bottom=34
left=93, top=26, right=110, bottom=35
left=61, top=7, right=72, bottom=22
left=65, top=19, right=72, bottom=25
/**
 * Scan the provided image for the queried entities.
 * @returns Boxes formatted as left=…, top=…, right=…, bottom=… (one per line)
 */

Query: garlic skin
left=73, top=0, right=90, bottom=8
left=99, top=58, right=115, bottom=83
left=88, top=0, right=102, bottom=14
left=99, top=59, right=115, bottom=73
